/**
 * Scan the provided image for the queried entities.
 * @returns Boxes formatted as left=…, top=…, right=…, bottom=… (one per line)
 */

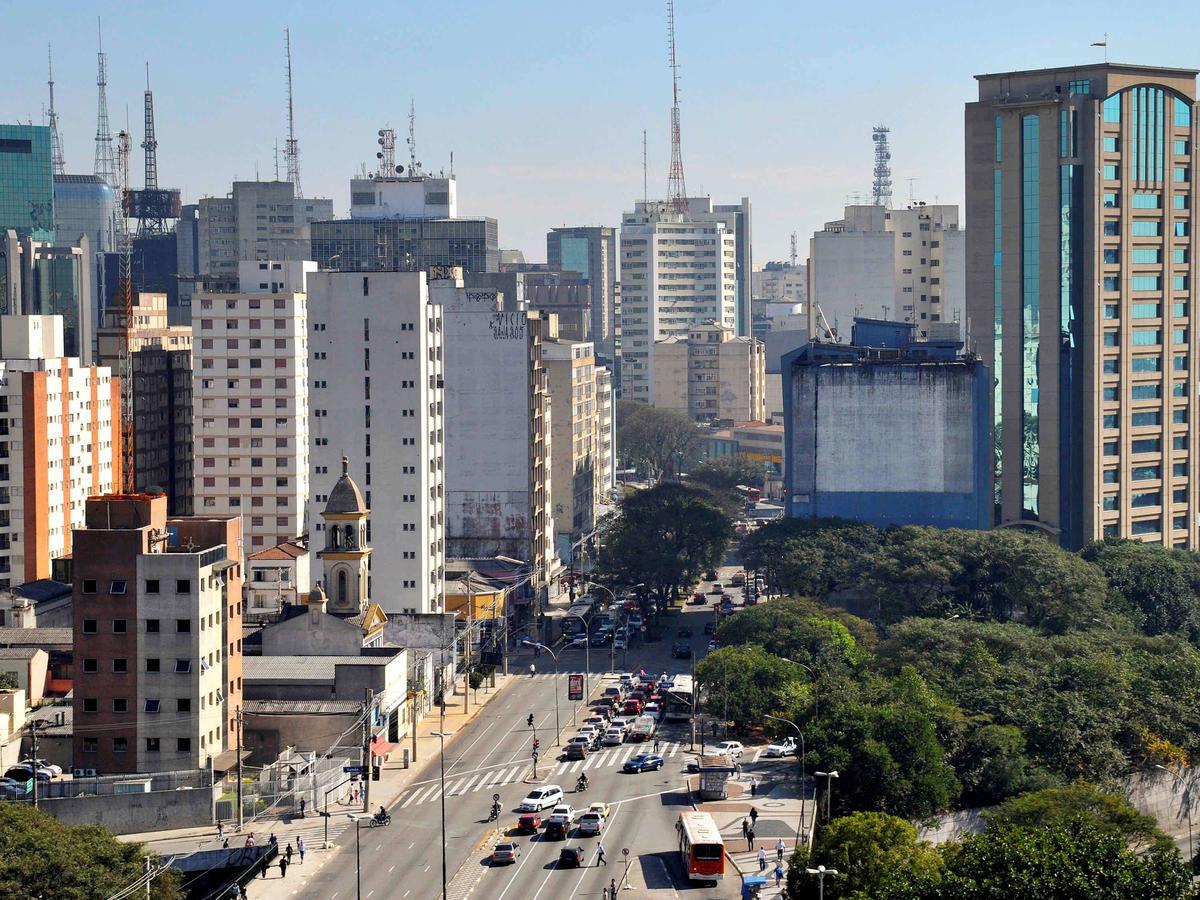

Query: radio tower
left=47, top=45, right=65, bottom=175
left=284, top=28, right=302, bottom=197
left=93, top=23, right=116, bottom=185
left=871, top=125, right=893, bottom=208
left=666, top=0, right=688, bottom=215
left=114, top=129, right=136, bottom=493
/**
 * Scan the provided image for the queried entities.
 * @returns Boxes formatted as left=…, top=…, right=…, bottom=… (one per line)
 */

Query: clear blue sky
left=5, top=0, right=1200, bottom=264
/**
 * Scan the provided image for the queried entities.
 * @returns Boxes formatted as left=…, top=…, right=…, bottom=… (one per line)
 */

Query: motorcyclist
left=577, top=772, right=588, bottom=791
left=374, top=806, right=389, bottom=824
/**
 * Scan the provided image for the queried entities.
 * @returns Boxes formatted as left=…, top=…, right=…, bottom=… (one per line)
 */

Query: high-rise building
left=1, top=230, right=96, bottom=362
left=966, top=63, right=1199, bottom=548
left=53, top=174, right=115, bottom=252
left=191, top=261, right=312, bottom=552
left=547, top=227, right=618, bottom=360
left=652, top=322, right=766, bottom=423
left=0, top=315, right=119, bottom=586
left=70, top=493, right=243, bottom=774
left=684, top=198, right=753, bottom=337
left=809, top=203, right=965, bottom=340
left=431, top=268, right=554, bottom=605
left=595, top=367, right=615, bottom=502
left=0, top=125, right=54, bottom=242
left=619, top=201, right=738, bottom=403
left=306, top=270, right=446, bottom=615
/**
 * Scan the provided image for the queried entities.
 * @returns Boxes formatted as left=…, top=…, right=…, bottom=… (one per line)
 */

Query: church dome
left=324, top=456, right=368, bottom=516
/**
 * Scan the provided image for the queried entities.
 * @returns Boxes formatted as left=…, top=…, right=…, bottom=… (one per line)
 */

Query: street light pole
left=814, top=770, right=839, bottom=823
left=523, top=641, right=562, bottom=744
left=1156, top=765, right=1194, bottom=866
left=765, top=714, right=807, bottom=844
left=348, top=815, right=364, bottom=900
left=432, top=730, right=454, bottom=899
left=586, top=582, right=619, bottom=674
left=805, top=865, right=840, bottom=900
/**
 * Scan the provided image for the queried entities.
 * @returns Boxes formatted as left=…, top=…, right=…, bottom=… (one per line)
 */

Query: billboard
left=568, top=674, right=584, bottom=701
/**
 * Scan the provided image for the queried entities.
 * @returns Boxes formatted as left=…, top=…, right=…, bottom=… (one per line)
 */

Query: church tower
left=318, top=456, right=372, bottom=616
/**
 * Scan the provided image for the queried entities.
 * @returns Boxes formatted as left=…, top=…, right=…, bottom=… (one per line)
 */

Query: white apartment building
left=619, top=201, right=738, bottom=403
left=652, top=322, right=766, bottom=423
left=0, top=315, right=118, bottom=586
left=191, top=261, right=313, bottom=552
left=595, top=367, right=614, bottom=501
left=246, top=540, right=310, bottom=620
left=808, top=203, right=965, bottom=340
left=305, top=270, right=446, bottom=615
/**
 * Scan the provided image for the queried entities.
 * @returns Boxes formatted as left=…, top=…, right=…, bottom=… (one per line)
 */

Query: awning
left=370, top=735, right=392, bottom=759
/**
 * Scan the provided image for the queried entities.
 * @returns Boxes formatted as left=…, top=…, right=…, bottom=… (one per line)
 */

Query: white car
left=602, top=728, right=625, bottom=746
left=519, top=785, right=564, bottom=811
left=764, top=737, right=797, bottom=758
left=610, top=717, right=631, bottom=734
left=619, top=673, right=634, bottom=687
left=576, top=725, right=599, bottom=738
left=577, top=811, right=605, bottom=835
left=584, top=715, right=608, bottom=729
left=569, top=635, right=589, bottom=648
left=547, top=804, right=576, bottom=826
left=715, top=740, right=745, bottom=760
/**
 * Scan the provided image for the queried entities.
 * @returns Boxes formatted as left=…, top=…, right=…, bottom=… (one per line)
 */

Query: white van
left=629, top=714, right=657, bottom=741
left=519, top=784, right=564, bottom=811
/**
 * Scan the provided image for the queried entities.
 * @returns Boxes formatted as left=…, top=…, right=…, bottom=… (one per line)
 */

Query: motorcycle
left=370, top=812, right=392, bottom=827
left=488, top=802, right=502, bottom=821
left=576, top=775, right=588, bottom=793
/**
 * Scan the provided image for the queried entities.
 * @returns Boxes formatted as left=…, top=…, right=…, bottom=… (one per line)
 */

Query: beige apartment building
left=966, top=63, right=1199, bottom=548
left=652, top=322, right=766, bottom=423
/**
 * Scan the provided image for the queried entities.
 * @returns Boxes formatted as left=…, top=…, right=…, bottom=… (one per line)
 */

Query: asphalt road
left=302, top=566, right=746, bottom=900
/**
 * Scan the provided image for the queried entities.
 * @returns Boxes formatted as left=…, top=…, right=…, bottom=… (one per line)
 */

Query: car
left=764, top=737, right=798, bottom=758
left=584, top=715, right=607, bottom=729
left=576, top=725, right=599, bottom=738
left=565, top=742, right=589, bottom=761
left=624, top=753, right=665, bottom=773
left=710, top=583, right=725, bottom=595
left=619, top=673, right=634, bottom=687
left=558, top=846, right=586, bottom=867
left=603, top=728, right=625, bottom=746
left=704, top=570, right=719, bottom=580
left=691, top=592, right=707, bottom=605
left=644, top=701, right=662, bottom=718
left=491, top=842, right=521, bottom=864
left=603, top=685, right=624, bottom=701
left=610, top=716, right=631, bottom=734
left=547, top=804, right=576, bottom=826
left=715, top=741, right=745, bottom=760
left=545, top=820, right=569, bottom=840
left=515, top=812, right=542, bottom=833
left=707, top=639, right=719, bottom=652
left=704, top=620, right=716, bottom=635
left=0, top=776, right=29, bottom=798
left=577, top=811, right=605, bottom=835
left=676, top=625, right=693, bottom=638
left=590, top=632, right=612, bottom=647
left=730, top=572, right=746, bottom=587
left=569, top=635, right=589, bottom=648
left=613, top=636, right=628, bottom=650
left=671, top=641, right=690, bottom=659
left=4, top=765, right=51, bottom=783
left=519, top=785, right=564, bottom=811
left=622, top=699, right=644, bottom=716
left=588, top=801, right=612, bottom=819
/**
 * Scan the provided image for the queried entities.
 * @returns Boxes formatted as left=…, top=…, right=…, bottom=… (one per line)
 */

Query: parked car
left=764, top=737, right=797, bottom=758
left=577, top=811, right=605, bottom=836
left=515, top=812, right=542, bottom=833
left=558, top=846, right=586, bottom=867
left=623, top=753, right=665, bottom=773
left=491, top=842, right=521, bottom=864
left=715, top=741, right=745, bottom=760
left=707, top=639, right=719, bottom=652
left=519, top=785, right=564, bottom=811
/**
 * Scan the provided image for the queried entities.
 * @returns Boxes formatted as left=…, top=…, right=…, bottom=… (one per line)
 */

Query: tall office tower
left=595, top=367, right=615, bottom=499
left=0, top=315, right=119, bottom=586
left=310, top=158, right=498, bottom=274
left=182, top=181, right=333, bottom=315
left=431, top=267, right=555, bottom=605
left=1, top=230, right=96, bottom=361
left=191, top=260, right=312, bottom=552
left=653, top=322, right=767, bottom=423
left=547, top=227, right=618, bottom=360
left=684, top=198, right=753, bottom=337
left=619, top=201, right=737, bottom=403
left=0, top=125, right=54, bottom=241
left=71, top=493, right=243, bottom=775
left=54, top=174, right=115, bottom=252
left=808, top=203, right=965, bottom=339
left=306, top=270, right=446, bottom=615
left=966, top=64, right=1199, bottom=548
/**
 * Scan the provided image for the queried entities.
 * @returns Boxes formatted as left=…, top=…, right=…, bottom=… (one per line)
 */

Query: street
left=301, top=567, right=745, bottom=900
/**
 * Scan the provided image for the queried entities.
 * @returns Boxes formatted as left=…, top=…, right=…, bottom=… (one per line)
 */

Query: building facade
left=2, top=230, right=95, bottom=362
left=70, top=494, right=243, bottom=774
left=652, top=322, right=766, bottom=422
left=0, top=315, right=119, bottom=586
left=967, top=63, right=1200, bottom=548
left=684, top=198, right=753, bottom=337
left=245, top=541, right=309, bottom=621
left=0, top=125, right=54, bottom=242
left=547, top=226, right=618, bottom=360
left=305, top=270, right=446, bottom=615
left=619, top=202, right=738, bottom=403
left=191, top=261, right=312, bottom=552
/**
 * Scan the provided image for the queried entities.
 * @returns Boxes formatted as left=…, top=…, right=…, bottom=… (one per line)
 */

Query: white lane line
left=753, top=747, right=766, bottom=763
left=453, top=772, right=482, bottom=796
left=621, top=747, right=638, bottom=762
left=406, top=784, right=436, bottom=806
left=473, top=771, right=497, bottom=791
left=399, top=790, right=419, bottom=809
left=568, top=803, right=624, bottom=899
left=388, top=865, right=396, bottom=874
left=667, top=742, right=680, bottom=757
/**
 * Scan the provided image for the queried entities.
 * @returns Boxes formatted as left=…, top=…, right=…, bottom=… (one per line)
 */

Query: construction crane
left=114, top=130, right=136, bottom=494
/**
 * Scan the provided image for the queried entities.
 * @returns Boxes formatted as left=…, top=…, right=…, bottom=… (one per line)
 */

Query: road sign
left=342, top=765, right=366, bottom=774
left=568, top=674, right=584, bottom=701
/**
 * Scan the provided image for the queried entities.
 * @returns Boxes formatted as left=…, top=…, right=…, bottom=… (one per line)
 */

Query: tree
left=953, top=723, right=1052, bottom=807
left=791, top=812, right=942, bottom=900
left=597, top=482, right=732, bottom=613
left=0, top=804, right=183, bottom=899
left=740, top=518, right=882, bottom=599
left=1082, top=538, right=1200, bottom=636
left=984, top=783, right=1172, bottom=853
left=695, top=645, right=809, bottom=732
left=0, top=672, right=17, bottom=690
left=689, top=453, right=763, bottom=491
left=615, top=400, right=702, bottom=481
left=714, top=596, right=874, bottom=676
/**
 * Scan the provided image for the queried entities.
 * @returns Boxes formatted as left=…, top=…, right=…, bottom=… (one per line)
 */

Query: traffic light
left=372, top=765, right=381, bottom=781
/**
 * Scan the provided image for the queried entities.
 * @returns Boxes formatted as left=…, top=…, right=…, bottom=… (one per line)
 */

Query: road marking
left=388, top=865, right=395, bottom=874
left=667, top=742, right=680, bottom=757
left=445, top=719, right=496, bottom=775
left=408, top=842, right=415, bottom=849
left=366, top=891, right=374, bottom=898
left=568, top=802, right=623, bottom=899
left=473, top=771, right=497, bottom=790
left=399, top=790, right=418, bottom=809
left=453, top=772, right=482, bottom=795
left=753, top=747, right=766, bottom=763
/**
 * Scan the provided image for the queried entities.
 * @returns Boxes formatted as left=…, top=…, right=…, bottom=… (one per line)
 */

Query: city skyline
left=6, top=1, right=1200, bottom=262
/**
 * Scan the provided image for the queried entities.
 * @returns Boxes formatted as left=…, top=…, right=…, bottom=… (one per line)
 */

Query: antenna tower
left=666, top=0, right=688, bottom=214
left=284, top=28, right=302, bottom=196
left=871, top=125, right=892, bottom=208
left=142, top=65, right=158, bottom=191
left=377, top=128, right=397, bottom=177
left=47, top=45, right=65, bottom=175
left=642, top=129, right=648, bottom=205
left=790, top=232, right=798, bottom=268
left=406, top=98, right=421, bottom=177
left=114, top=129, right=136, bottom=493
left=94, top=23, right=116, bottom=184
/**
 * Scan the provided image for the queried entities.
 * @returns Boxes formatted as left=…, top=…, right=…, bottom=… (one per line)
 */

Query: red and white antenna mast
left=666, top=0, right=688, bottom=215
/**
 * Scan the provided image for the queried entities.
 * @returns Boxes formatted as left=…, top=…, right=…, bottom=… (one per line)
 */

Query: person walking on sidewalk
left=750, top=806, right=759, bottom=826
left=747, top=827, right=756, bottom=850
left=774, top=863, right=784, bottom=886
left=285, top=843, right=294, bottom=865
left=750, top=779, right=757, bottom=798
left=297, top=836, right=306, bottom=864
left=757, top=847, right=767, bottom=872
left=741, top=817, right=749, bottom=840
left=279, top=857, right=289, bottom=879
left=216, top=820, right=225, bottom=842
left=299, top=797, right=306, bottom=818
left=597, top=843, right=607, bottom=865
left=776, top=837, right=786, bottom=864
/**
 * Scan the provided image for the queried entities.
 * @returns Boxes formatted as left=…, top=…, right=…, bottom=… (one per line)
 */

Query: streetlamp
left=522, top=641, right=562, bottom=744
left=805, top=864, right=840, bottom=900
left=764, top=714, right=807, bottom=844
left=814, top=770, right=839, bottom=823
left=586, top=582, right=619, bottom=674
left=563, top=611, right=591, bottom=703
left=779, top=657, right=819, bottom=719
left=1156, top=764, right=1194, bottom=866
left=347, top=814, right=369, bottom=900
left=432, top=730, right=455, bottom=899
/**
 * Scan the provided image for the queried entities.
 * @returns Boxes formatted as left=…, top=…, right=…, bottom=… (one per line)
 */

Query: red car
left=516, top=812, right=542, bottom=833
left=623, top=699, right=644, bottom=715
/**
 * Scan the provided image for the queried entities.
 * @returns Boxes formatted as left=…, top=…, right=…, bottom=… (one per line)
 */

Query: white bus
left=664, top=674, right=694, bottom=723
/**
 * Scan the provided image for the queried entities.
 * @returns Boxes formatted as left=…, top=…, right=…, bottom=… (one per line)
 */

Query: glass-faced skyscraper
left=967, top=64, right=1199, bottom=549
left=0, top=124, right=54, bottom=241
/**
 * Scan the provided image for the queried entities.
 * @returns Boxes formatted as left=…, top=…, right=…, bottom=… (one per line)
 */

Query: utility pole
left=362, top=690, right=374, bottom=813
left=143, top=856, right=151, bottom=900
left=29, top=721, right=42, bottom=809
left=235, top=705, right=243, bottom=828
left=464, top=573, right=473, bottom=714
left=689, top=650, right=697, bottom=751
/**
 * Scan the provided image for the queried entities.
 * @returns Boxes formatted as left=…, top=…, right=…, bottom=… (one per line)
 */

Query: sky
left=5, top=0, right=1200, bottom=264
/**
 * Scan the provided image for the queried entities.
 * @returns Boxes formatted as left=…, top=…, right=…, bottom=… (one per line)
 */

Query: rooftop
left=243, top=654, right=398, bottom=682
left=975, top=61, right=1199, bottom=81
left=248, top=541, right=308, bottom=562
left=243, top=699, right=362, bottom=715
left=0, top=627, right=72, bottom=647
left=0, top=647, right=41, bottom=659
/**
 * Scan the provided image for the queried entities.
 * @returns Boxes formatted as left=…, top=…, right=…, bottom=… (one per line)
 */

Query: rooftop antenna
left=93, top=20, right=116, bottom=185
left=273, top=140, right=280, bottom=181
left=871, top=125, right=892, bottom=208
left=790, top=232, right=798, bottom=268
left=666, top=0, right=688, bottom=215
left=406, top=97, right=421, bottom=176
left=642, top=129, right=648, bottom=206
left=142, top=64, right=158, bottom=190
left=47, top=44, right=65, bottom=175
left=906, top=177, right=917, bottom=204
left=284, top=27, right=302, bottom=197
left=376, top=127, right=396, bottom=178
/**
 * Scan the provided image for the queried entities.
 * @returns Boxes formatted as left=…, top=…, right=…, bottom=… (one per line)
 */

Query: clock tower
left=318, top=456, right=372, bottom=616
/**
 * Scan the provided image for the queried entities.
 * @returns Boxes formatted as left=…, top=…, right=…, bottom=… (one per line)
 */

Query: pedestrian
left=216, top=820, right=225, bottom=841
left=774, top=864, right=784, bottom=886
left=597, top=842, right=607, bottom=865
left=244, top=834, right=255, bottom=848
left=653, top=738, right=660, bottom=753
left=747, top=827, right=756, bottom=850
left=299, top=797, right=306, bottom=818
left=222, top=838, right=230, bottom=849
left=776, top=838, right=786, bottom=864
left=741, top=817, right=749, bottom=839
left=749, top=806, right=759, bottom=825
left=239, top=886, right=248, bottom=900
left=297, top=836, right=306, bottom=864
left=286, top=843, right=294, bottom=865
left=279, top=857, right=289, bottom=879
left=750, top=779, right=757, bottom=798
left=757, top=847, right=767, bottom=872
left=268, top=832, right=278, bottom=847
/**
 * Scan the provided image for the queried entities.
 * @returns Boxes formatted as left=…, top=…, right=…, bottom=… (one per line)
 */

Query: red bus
left=677, top=811, right=724, bottom=882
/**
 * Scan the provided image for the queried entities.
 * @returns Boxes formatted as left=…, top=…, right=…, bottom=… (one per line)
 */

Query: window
left=176, top=619, right=191, bottom=633
left=1103, top=414, right=1118, bottom=429
left=1103, top=495, right=1119, bottom=511
left=1132, top=221, right=1162, bottom=237
left=1104, top=469, right=1119, bottom=484
left=1132, top=518, right=1162, bottom=536
left=1174, top=302, right=1189, bottom=317
left=1173, top=248, right=1189, bottom=264
left=82, top=737, right=98, bottom=753
left=113, top=737, right=128, bottom=754
left=1176, top=437, right=1189, bottom=451
left=1132, top=384, right=1162, bottom=400
left=83, top=698, right=98, bottom=713
left=1132, top=465, right=1162, bottom=480
left=1132, top=328, right=1161, bottom=345
left=1176, top=463, right=1189, bottom=477
left=1104, top=332, right=1120, bottom=347
left=1175, top=328, right=1188, bottom=344
left=1131, top=492, right=1161, bottom=508
left=1103, top=249, right=1120, bottom=264
left=1175, top=488, right=1189, bottom=503
left=1103, top=164, right=1119, bottom=180
left=1132, top=438, right=1161, bottom=453
left=177, top=698, right=191, bottom=712
left=1103, top=387, right=1118, bottom=402
left=83, top=658, right=97, bottom=673
left=113, top=619, right=127, bottom=634
left=146, top=658, right=160, bottom=672
left=1132, top=357, right=1161, bottom=373
left=1174, top=167, right=1190, bottom=183
left=175, top=659, right=192, bottom=673
left=176, top=579, right=191, bottom=593
left=82, top=579, right=97, bottom=594
left=1104, top=94, right=1121, bottom=123
left=1176, top=140, right=1190, bottom=156
left=1176, top=355, right=1189, bottom=371
left=112, top=698, right=128, bottom=713
left=1132, top=411, right=1162, bottom=427
left=1175, top=409, right=1189, bottom=424
left=1133, top=193, right=1162, bottom=209
left=1104, top=192, right=1119, bottom=208
left=113, top=658, right=128, bottom=674
left=1104, top=221, right=1120, bottom=236
left=1131, top=302, right=1161, bottom=318
left=83, top=618, right=97, bottom=634
left=1175, top=195, right=1190, bottom=210
left=1103, top=440, right=1119, bottom=456
left=146, top=618, right=160, bottom=633
left=146, top=738, right=160, bottom=753
left=144, top=579, right=160, bottom=594
left=1132, top=249, right=1162, bottom=264
left=1104, top=304, right=1119, bottom=319
left=1104, top=359, right=1121, bottom=374
left=1103, top=136, right=1119, bottom=153
left=1176, top=222, right=1190, bottom=237
left=1175, top=516, right=1189, bottom=531
left=177, top=738, right=192, bottom=753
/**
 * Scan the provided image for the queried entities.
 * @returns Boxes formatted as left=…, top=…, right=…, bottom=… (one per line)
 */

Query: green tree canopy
left=1082, top=538, right=1200, bottom=636
left=615, top=400, right=702, bottom=481
left=688, top=453, right=764, bottom=491
left=714, top=596, right=874, bottom=675
left=0, top=804, right=182, bottom=899
left=695, top=644, right=809, bottom=732
left=984, top=783, right=1172, bottom=853
left=740, top=518, right=882, bottom=599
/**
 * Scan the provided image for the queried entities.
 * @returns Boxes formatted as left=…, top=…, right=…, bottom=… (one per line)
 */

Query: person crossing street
left=597, top=842, right=607, bottom=865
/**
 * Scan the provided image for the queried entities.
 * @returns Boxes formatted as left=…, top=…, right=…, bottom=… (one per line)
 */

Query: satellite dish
left=378, top=130, right=385, bottom=137
left=396, top=166, right=404, bottom=174
left=378, top=138, right=385, bottom=145
left=376, top=152, right=383, bottom=159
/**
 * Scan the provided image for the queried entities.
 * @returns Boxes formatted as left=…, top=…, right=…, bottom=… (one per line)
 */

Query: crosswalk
left=395, top=741, right=687, bottom=809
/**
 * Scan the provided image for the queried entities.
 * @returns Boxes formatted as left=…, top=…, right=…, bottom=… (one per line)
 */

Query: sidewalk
left=124, top=669, right=518, bottom=899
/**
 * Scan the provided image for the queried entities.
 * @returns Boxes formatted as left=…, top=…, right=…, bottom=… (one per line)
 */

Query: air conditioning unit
left=216, top=688, right=225, bottom=703
left=84, top=769, right=97, bottom=777
left=73, top=768, right=86, bottom=778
